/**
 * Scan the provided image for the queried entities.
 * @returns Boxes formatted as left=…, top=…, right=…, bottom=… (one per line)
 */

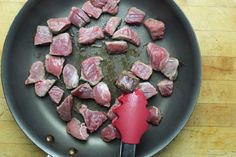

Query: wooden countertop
left=0, top=0, right=236, bottom=156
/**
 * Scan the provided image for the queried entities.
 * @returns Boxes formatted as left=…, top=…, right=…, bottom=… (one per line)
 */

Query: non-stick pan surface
left=2, top=0, right=201, bottom=156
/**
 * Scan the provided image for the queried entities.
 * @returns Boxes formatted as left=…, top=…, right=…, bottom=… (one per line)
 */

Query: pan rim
left=1, top=0, right=201, bottom=157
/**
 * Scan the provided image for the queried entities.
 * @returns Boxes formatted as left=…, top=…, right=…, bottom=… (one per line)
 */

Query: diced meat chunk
left=67, top=118, right=89, bottom=141
left=47, top=18, right=71, bottom=34
left=115, top=71, right=139, bottom=92
left=102, top=0, right=120, bottom=15
left=81, top=56, right=104, bottom=86
left=101, top=124, right=120, bottom=142
left=78, top=26, right=104, bottom=45
left=35, top=79, right=56, bottom=97
left=57, top=95, right=73, bottom=122
left=71, top=83, right=93, bottom=99
left=144, top=18, right=165, bottom=40
left=34, top=26, right=52, bottom=46
left=79, top=104, right=107, bottom=133
left=125, top=7, right=145, bottom=25
left=137, top=82, right=157, bottom=99
left=157, top=79, right=173, bottom=97
left=131, top=61, right=152, bottom=80
left=82, top=1, right=102, bottom=19
left=63, top=64, right=79, bottom=89
left=103, top=17, right=121, bottom=36
left=161, top=58, right=179, bottom=80
left=147, top=106, right=162, bottom=125
left=105, top=41, right=128, bottom=54
left=147, top=43, right=169, bottom=71
left=49, top=33, right=72, bottom=56
left=25, top=61, right=45, bottom=85
left=90, top=0, right=108, bottom=8
left=68, top=7, right=90, bottom=28
left=107, top=99, right=120, bottom=120
left=113, top=26, right=140, bottom=46
left=49, top=86, right=64, bottom=104
left=93, top=82, right=111, bottom=107
left=45, top=55, right=65, bottom=78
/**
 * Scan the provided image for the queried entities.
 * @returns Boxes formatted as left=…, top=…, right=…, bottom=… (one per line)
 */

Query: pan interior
left=2, top=0, right=201, bottom=157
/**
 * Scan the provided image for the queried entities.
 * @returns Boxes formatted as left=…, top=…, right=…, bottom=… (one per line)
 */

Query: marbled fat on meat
left=131, top=61, right=153, bottom=80
left=71, top=83, right=93, bottom=99
left=78, top=26, right=104, bottom=44
left=101, top=124, right=120, bottom=142
left=93, top=82, right=111, bottom=107
left=45, top=55, right=65, bottom=78
left=82, top=1, right=102, bottom=19
left=47, top=18, right=71, bottom=34
left=63, top=64, right=79, bottom=89
left=49, top=33, right=72, bottom=56
left=144, top=18, right=165, bottom=40
left=80, top=56, right=104, bottom=86
left=34, top=26, right=52, bottom=46
left=79, top=104, right=107, bottom=133
left=25, top=61, right=45, bottom=85
left=146, top=43, right=169, bottom=71
left=103, top=17, right=121, bottom=36
left=125, top=7, right=145, bottom=25
left=113, top=26, right=140, bottom=46
left=67, top=118, right=89, bottom=141
left=49, top=86, right=64, bottom=104
left=57, top=95, right=73, bottom=122
left=105, top=41, right=128, bottom=54
left=35, top=79, right=56, bottom=97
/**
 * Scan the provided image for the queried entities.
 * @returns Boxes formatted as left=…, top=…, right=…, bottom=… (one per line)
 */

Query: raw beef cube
left=48, top=86, right=64, bottom=104
left=107, top=99, right=120, bottom=120
left=63, top=64, right=79, bottom=89
left=57, top=95, right=73, bottom=122
left=71, top=83, right=93, bottom=99
left=67, top=118, right=89, bottom=141
left=47, top=18, right=71, bottom=34
left=93, top=82, right=111, bottom=107
left=157, top=79, right=173, bottom=97
left=137, top=82, right=157, bottom=99
left=147, top=43, right=169, bottom=71
left=125, top=7, right=145, bottom=25
left=105, top=41, right=128, bottom=54
left=81, top=56, right=104, bottom=86
left=90, top=0, right=108, bottom=8
left=50, top=33, right=72, bottom=56
left=45, top=55, right=65, bottom=78
left=35, top=79, right=56, bottom=97
left=144, top=18, right=165, bottom=40
left=79, top=104, right=107, bottom=133
left=147, top=106, right=162, bottom=125
left=78, top=26, right=104, bottom=45
left=102, top=0, right=120, bottom=15
left=25, top=61, right=45, bottom=85
left=101, top=124, right=120, bottom=142
left=131, top=61, right=152, bottom=80
left=115, top=71, right=139, bottom=92
left=161, top=58, right=179, bottom=80
left=82, top=1, right=102, bottom=19
left=113, top=26, right=140, bottom=46
left=103, top=17, right=121, bottom=36
left=34, top=26, right=52, bottom=46
left=68, top=7, right=90, bottom=28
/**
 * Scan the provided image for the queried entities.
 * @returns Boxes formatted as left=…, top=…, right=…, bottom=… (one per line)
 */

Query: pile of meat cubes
left=25, top=0, right=179, bottom=142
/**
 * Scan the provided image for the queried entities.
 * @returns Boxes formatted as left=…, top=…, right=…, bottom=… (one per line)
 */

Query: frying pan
left=2, top=0, right=201, bottom=156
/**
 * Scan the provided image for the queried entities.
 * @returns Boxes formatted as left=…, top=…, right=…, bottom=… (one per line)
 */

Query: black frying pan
left=2, top=0, right=201, bottom=156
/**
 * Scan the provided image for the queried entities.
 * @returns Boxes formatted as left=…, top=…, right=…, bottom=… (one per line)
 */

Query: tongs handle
left=120, top=143, right=136, bottom=157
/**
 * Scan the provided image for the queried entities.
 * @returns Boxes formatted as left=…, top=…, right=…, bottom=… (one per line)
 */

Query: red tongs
left=112, top=89, right=150, bottom=157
